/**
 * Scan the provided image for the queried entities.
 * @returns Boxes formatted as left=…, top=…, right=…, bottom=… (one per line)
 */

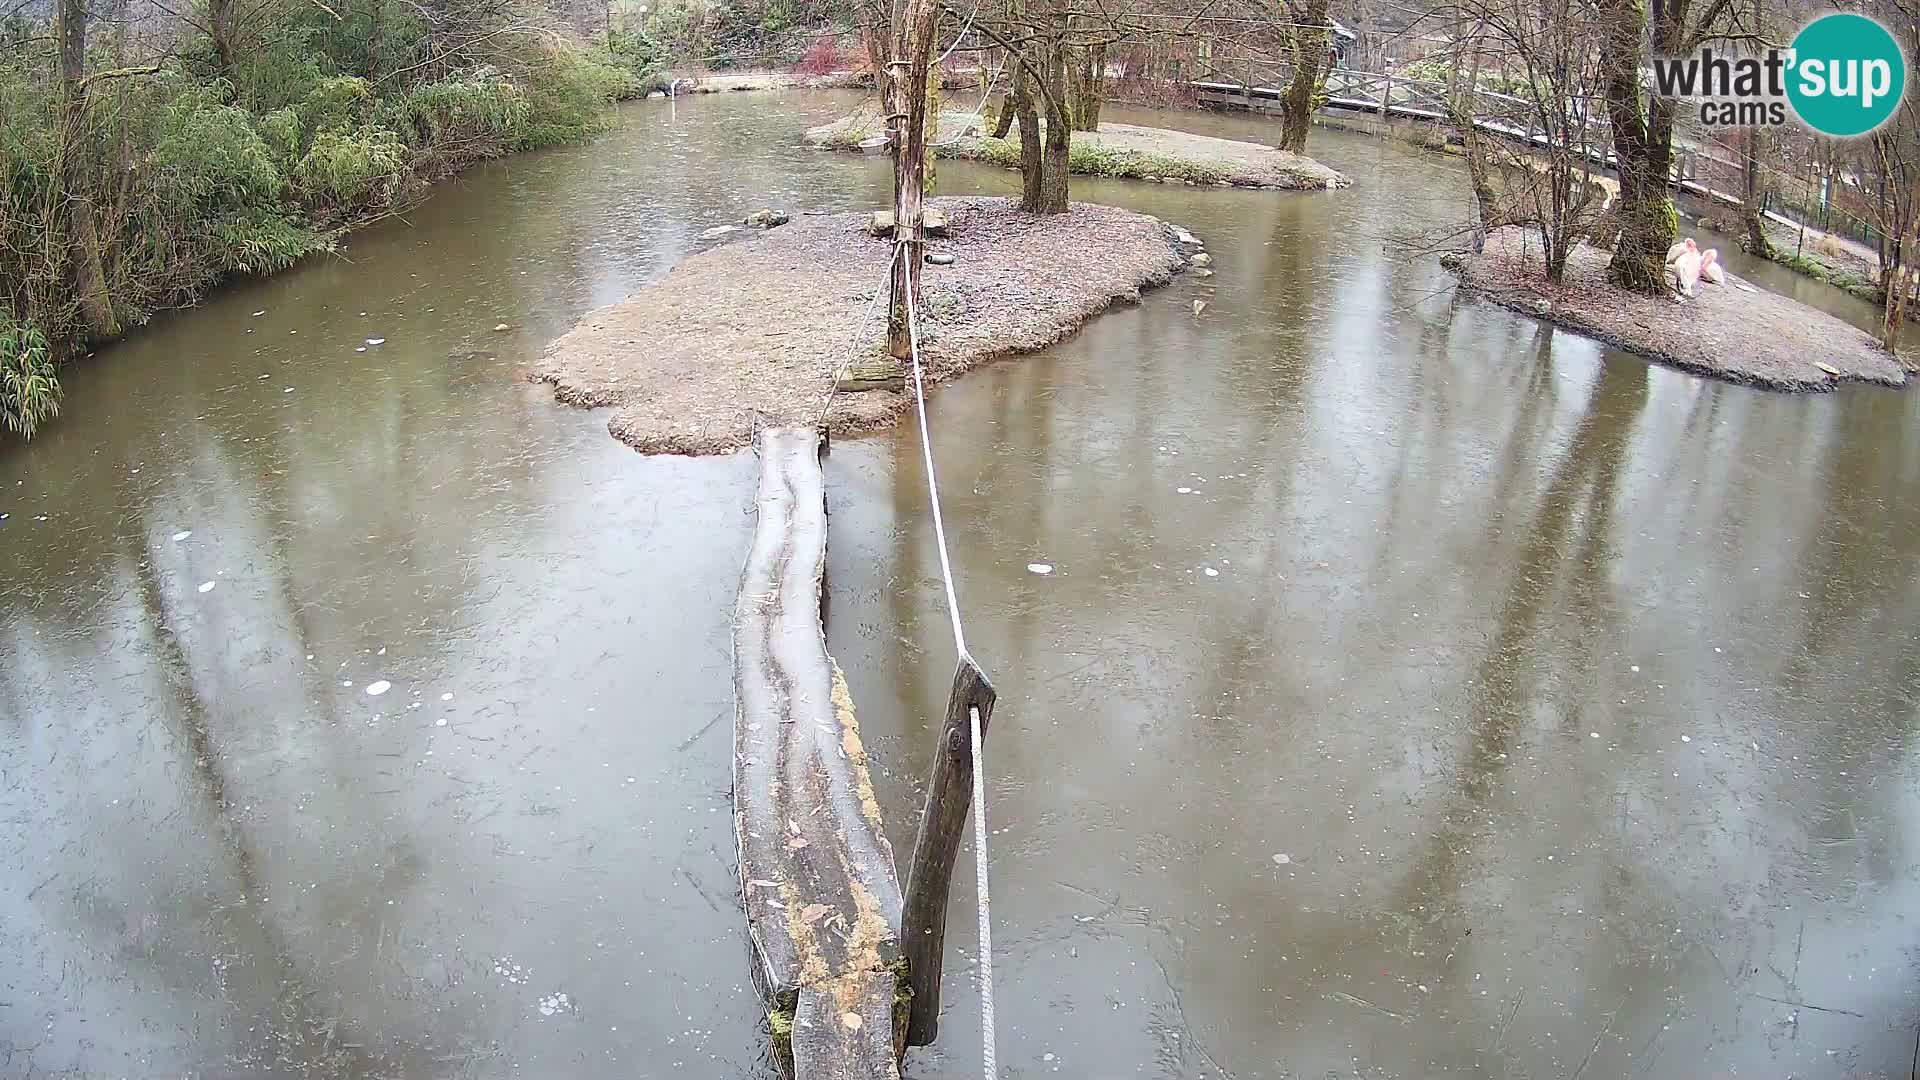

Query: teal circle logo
left=1787, top=13, right=1906, bottom=137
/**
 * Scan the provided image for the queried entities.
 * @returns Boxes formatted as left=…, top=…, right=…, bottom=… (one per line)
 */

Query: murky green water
left=4, top=92, right=1917, bottom=1079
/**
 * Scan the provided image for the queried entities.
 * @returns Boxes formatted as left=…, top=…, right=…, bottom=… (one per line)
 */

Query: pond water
left=3, top=90, right=1917, bottom=1079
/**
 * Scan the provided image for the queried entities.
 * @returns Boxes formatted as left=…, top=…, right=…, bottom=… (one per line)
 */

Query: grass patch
left=1771, top=250, right=1882, bottom=301
left=767, top=1003, right=795, bottom=1075
left=944, top=135, right=1232, bottom=184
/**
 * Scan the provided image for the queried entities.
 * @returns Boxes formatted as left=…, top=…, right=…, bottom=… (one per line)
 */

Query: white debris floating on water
left=537, top=992, right=572, bottom=1017
left=441, top=692, right=454, bottom=701
left=492, top=957, right=527, bottom=985
left=1271, top=853, right=1291, bottom=865
left=172, top=530, right=192, bottom=541
left=365, top=337, right=386, bottom=346
left=197, top=581, right=216, bottom=593
left=1027, top=563, right=1053, bottom=575
left=1203, top=567, right=1220, bottom=577
left=366, top=680, right=392, bottom=696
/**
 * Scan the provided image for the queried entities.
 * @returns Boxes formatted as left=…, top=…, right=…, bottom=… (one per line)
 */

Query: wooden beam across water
left=733, top=427, right=907, bottom=1080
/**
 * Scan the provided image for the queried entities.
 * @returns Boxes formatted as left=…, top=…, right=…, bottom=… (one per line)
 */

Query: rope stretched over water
left=816, top=243, right=904, bottom=430
left=968, top=700, right=995, bottom=1080
left=901, top=242, right=968, bottom=658
left=901, top=244, right=996, bottom=1080
left=928, top=55, right=1005, bottom=148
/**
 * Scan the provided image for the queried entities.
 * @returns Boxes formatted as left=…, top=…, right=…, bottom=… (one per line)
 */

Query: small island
left=534, top=196, right=1195, bottom=455
left=805, top=111, right=1350, bottom=191
left=1444, top=227, right=1911, bottom=392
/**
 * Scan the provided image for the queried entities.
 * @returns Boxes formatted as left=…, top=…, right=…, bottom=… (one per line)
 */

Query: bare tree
left=1426, top=0, right=1609, bottom=281
left=1739, top=127, right=1774, bottom=259
left=1864, top=0, right=1917, bottom=349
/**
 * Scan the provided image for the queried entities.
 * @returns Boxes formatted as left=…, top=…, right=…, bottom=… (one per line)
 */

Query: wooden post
left=1381, top=70, right=1393, bottom=117
left=886, top=0, right=940, bottom=362
left=900, top=653, right=997, bottom=1047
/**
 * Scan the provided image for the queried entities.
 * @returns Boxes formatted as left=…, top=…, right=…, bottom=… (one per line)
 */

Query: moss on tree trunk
left=1069, top=43, right=1105, bottom=131
left=1741, top=130, right=1774, bottom=259
left=1013, top=56, right=1044, bottom=211
left=1598, top=0, right=1676, bottom=294
left=1279, top=0, right=1330, bottom=154
left=1036, top=36, right=1071, bottom=213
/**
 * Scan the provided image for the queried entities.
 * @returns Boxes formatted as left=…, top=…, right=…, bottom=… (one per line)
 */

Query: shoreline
left=534, top=197, right=1193, bottom=454
left=804, top=112, right=1350, bottom=191
left=1443, top=227, right=1910, bottom=392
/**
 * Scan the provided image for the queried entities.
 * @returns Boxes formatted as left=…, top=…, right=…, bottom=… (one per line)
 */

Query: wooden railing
left=1185, top=58, right=1796, bottom=219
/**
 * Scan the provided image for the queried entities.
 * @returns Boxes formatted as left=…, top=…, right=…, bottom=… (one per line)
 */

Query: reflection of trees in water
left=124, top=515, right=390, bottom=1078
left=1133, top=349, right=1654, bottom=1075
left=1453, top=348, right=1648, bottom=801
left=12, top=419, right=508, bottom=1078
left=1756, top=389, right=1920, bottom=891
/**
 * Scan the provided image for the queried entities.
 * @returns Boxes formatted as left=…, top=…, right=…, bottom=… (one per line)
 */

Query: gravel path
left=534, top=197, right=1187, bottom=455
left=1443, top=227, right=1910, bottom=392
left=805, top=112, right=1349, bottom=190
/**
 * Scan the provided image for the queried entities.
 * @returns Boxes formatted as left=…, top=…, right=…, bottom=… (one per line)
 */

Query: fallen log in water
left=733, top=427, right=907, bottom=1079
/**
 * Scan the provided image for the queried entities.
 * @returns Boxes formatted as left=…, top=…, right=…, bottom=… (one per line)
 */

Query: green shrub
left=594, top=35, right=670, bottom=98
left=257, top=106, right=304, bottom=169
left=388, top=74, right=530, bottom=161
left=232, top=26, right=333, bottom=113
left=205, top=208, right=333, bottom=274
left=0, top=9, right=642, bottom=439
left=150, top=83, right=286, bottom=206
left=513, top=50, right=626, bottom=150
left=0, top=316, right=59, bottom=440
left=296, top=76, right=375, bottom=136
left=293, top=124, right=408, bottom=207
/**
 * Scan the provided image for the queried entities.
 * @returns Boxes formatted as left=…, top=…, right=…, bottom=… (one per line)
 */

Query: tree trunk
left=210, top=0, right=238, bottom=77
left=1598, top=0, right=1675, bottom=294
left=1069, top=43, right=1105, bottom=131
left=1741, top=128, right=1774, bottom=259
left=1035, top=34, right=1070, bottom=214
left=1013, top=50, right=1044, bottom=212
left=1279, top=0, right=1330, bottom=153
left=53, top=0, right=114, bottom=339
left=884, top=0, right=939, bottom=360
left=865, top=26, right=890, bottom=106
left=988, top=86, right=1014, bottom=138
left=1885, top=191, right=1917, bottom=352
left=366, top=0, right=385, bottom=82
left=1888, top=269, right=1908, bottom=352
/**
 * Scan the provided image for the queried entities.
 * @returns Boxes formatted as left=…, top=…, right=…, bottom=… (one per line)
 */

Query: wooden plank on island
left=733, top=426, right=907, bottom=1080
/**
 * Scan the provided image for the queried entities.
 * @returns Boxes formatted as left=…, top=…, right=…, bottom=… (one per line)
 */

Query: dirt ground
left=664, top=70, right=980, bottom=94
left=533, top=197, right=1187, bottom=454
left=804, top=111, right=1349, bottom=190
left=1443, top=226, right=1911, bottom=391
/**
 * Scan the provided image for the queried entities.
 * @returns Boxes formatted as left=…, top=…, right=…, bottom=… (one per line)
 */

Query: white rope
left=968, top=701, right=996, bottom=1080
left=930, top=56, right=1006, bottom=148
left=817, top=243, right=903, bottom=427
left=935, top=0, right=983, bottom=66
left=901, top=244, right=995, bottom=1080
left=901, top=245, right=967, bottom=658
